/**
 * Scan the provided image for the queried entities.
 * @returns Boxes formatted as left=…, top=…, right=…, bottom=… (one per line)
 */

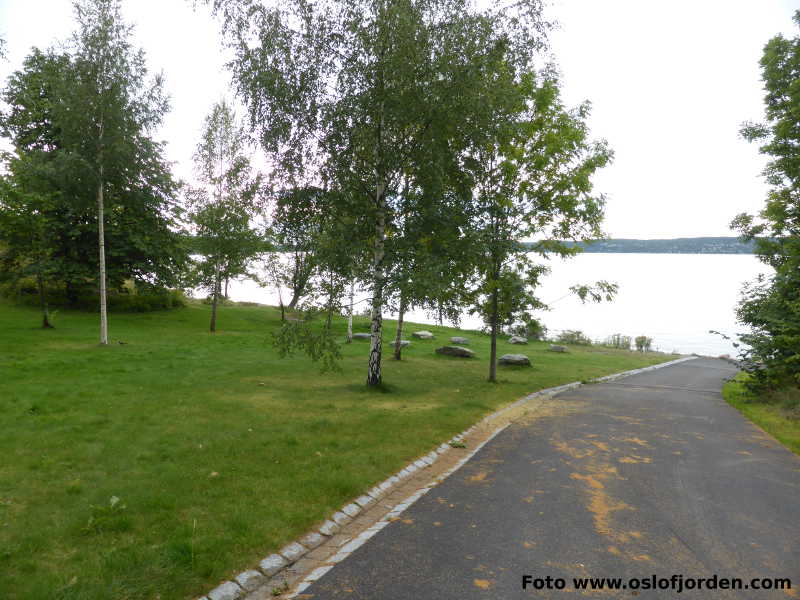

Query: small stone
left=207, top=581, right=243, bottom=600
left=355, top=495, right=374, bottom=509
left=342, top=503, right=361, bottom=518
left=318, top=520, right=340, bottom=536
left=258, top=554, right=287, bottom=576
left=235, top=570, right=266, bottom=592
left=384, top=339, right=411, bottom=347
left=549, top=344, right=569, bottom=353
left=450, top=336, right=469, bottom=344
left=508, top=335, right=528, bottom=345
left=331, top=511, right=351, bottom=526
left=352, top=333, right=371, bottom=340
left=412, top=330, right=434, bottom=339
left=279, top=541, right=307, bottom=563
left=435, top=345, right=475, bottom=358
left=300, top=532, right=326, bottom=550
left=368, top=486, right=384, bottom=499
left=499, top=353, right=531, bottom=366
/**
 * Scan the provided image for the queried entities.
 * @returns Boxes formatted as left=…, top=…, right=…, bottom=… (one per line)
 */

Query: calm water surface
left=224, top=253, right=770, bottom=357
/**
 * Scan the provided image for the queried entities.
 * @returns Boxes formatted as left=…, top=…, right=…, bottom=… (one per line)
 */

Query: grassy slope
left=722, top=375, right=800, bottom=456
left=0, top=301, right=673, bottom=600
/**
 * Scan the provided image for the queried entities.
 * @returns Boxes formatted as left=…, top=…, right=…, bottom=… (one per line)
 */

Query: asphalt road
left=300, top=358, right=800, bottom=599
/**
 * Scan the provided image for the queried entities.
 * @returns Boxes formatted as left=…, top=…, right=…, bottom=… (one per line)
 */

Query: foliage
left=205, top=0, right=553, bottom=386
left=464, top=68, right=614, bottom=381
left=732, top=10, right=800, bottom=391
left=0, top=4, right=187, bottom=320
left=271, top=318, right=343, bottom=373
left=603, top=333, right=631, bottom=350
left=555, top=330, right=593, bottom=346
left=186, top=99, right=263, bottom=331
left=505, top=317, right=548, bottom=341
left=723, top=375, right=800, bottom=455
left=5, top=278, right=186, bottom=312
left=634, top=335, right=653, bottom=352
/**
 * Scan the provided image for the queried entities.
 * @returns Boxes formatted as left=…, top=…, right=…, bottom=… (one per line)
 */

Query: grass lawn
left=0, top=300, right=674, bottom=600
left=722, top=374, right=800, bottom=456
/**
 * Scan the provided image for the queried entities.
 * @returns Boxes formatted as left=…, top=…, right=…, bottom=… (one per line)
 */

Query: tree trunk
left=65, top=280, right=78, bottom=307
left=210, top=266, right=221, bottom=333
left=97, top=167, right=108, bottom=345
left=367, top=194, right=386, bottom=386
left=325, top=274, right=335, bottom=329
left=346, top=279, right=354, bottom=343
left=224, top=276, right=229, bottom=298
left=288, top=252, right=313, bottom=309
left=393, top=295, right=406, bottom=360
left=37, top=272, right=53, bottom=329
left=488, top=284, right=499, bottom=383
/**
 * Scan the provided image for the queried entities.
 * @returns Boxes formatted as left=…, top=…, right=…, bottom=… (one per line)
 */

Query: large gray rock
left=549, top=344, right=569, bottom=353
left=352, top=332, right=371, bottom=340
left=508, top=335, right=528, bottom=345
left=385, top=339, right=411, bottom=347
left=412, top=330, right=435, bottom=339
left=435, top=345, right=475, bottom=358
left=450, top=336, right=469, bottom=344
left=499, top=353, right=531, bottom=366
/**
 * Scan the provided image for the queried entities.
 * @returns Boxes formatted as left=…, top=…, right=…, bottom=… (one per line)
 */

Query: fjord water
left=226, top=253, right=769, bottom=357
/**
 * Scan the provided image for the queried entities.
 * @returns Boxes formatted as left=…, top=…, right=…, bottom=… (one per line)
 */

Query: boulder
left=412, top=330, right=435, bottom=339
left=499, top=353, right=531, bottom=366
left=549, top=344, right=569, bottom=353
left=508, top=335, right=528, bottom=345
left=385, top=340, right=411, bottom=348
left=352, top=333, right=371, bottom=340
left=435, top=345, right=475, bottom=358
left=450, top=336, right=469, bottom=345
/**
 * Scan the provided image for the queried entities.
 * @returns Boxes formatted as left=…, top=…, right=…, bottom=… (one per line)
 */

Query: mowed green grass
left=723, top=375, right=800, bottom=456
left=0, top=300, right=673, bottom=600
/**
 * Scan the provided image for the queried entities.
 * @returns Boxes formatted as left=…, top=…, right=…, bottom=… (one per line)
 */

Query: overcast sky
left=0, top=0, right=797, bottom=239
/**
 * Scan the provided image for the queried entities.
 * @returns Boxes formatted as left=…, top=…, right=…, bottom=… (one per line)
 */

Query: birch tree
left=188, top=99, right=263, bottom=333
left=205, top=0, right=549, bottom=385
left=57, top=0, right=174, bottom=343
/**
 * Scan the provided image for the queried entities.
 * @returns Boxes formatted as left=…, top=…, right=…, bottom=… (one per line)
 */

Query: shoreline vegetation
left=524, top=236, right=760, bottom=254
left=722, top=375, right=800, bottom=456
left=0, top=299, right=675, bottom=600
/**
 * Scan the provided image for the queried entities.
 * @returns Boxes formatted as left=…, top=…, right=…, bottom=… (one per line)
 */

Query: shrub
left=555, top=330, right=593, bottom=345
left=505, top=318, right=548, bottom=340
left=1, top=278, right=186, bottom=312
left=603, top=333, right=632, bottom=350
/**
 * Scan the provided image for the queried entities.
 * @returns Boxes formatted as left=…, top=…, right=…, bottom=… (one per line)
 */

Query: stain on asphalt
left=300, top=359, right=800, bottom=599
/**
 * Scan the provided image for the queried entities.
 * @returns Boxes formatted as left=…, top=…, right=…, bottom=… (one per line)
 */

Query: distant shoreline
left=525, top=237, right=758, bottom=254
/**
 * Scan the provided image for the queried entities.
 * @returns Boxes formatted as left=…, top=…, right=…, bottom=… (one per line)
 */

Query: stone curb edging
left=198, top=355, right=697, bottom=600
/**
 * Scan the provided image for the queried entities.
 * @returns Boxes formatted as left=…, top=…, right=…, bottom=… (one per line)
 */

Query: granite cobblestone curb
left=195, top=355, right=697, bottom=600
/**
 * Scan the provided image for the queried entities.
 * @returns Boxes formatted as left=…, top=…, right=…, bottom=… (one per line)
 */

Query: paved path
left=299, top=358, right=800, bottom=599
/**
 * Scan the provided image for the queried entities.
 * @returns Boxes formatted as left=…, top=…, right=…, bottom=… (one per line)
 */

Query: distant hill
left=525, top=237, right=758, bottom=254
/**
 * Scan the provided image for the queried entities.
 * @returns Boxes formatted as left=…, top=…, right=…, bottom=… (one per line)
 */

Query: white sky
left=0, top=0, right=797, bottom=238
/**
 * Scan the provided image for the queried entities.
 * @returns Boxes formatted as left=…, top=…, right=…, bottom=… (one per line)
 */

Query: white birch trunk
left=98, top=164, right=108, bottom=345
left=346, top=279, right=354, bottom=343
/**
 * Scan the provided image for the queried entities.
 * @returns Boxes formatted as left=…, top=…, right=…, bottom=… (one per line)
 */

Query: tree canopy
left=733, top=10, right=800, bottom=389
left=0, top=1, right=187, bottom=331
